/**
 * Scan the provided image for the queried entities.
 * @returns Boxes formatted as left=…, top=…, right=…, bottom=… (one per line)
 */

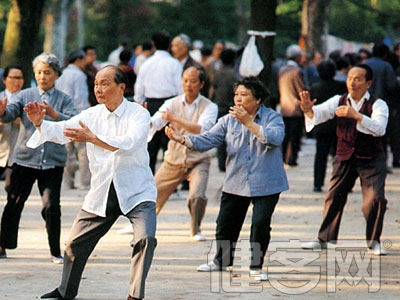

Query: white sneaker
left=301, top=239, right=326, bottom=250
left=368, top=243, right=387, bottom=256
left=250, top=269, right=268, bottom=281
left=117, top=225, right=134, bottom=234
left=51, top=255, right=64, bottom=264
left=197, top=261, right=220, bottom=272
left=191, top=232, right=206, bottom=241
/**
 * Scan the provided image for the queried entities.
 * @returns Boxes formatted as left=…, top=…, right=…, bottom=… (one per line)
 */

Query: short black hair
left=233, top=76, right=269, bottom=102
left=152, top=31, right=171, bottom=51
left=82, top=45, right=96, bottom=53
left=316, top=60, right=336, bottom=80
left=220, top=49, right=236, bottom=66
left=354, top=64, right=373, bottom=81
left=2, top=65, right=24, bottom=79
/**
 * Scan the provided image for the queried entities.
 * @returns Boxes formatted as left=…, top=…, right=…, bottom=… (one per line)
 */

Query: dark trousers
left=318, top=154, right=387, bottom=248
left=282, top=117, right=304, bottom=165
left=58, top=183, right=157, bottom=299
left=214, top=192, right=279, bottom=269
left=146, top=97, right=173, bottom=174
left=0, top=164, right=63, bottom=256
left=314, top=133, right=337, bottom=188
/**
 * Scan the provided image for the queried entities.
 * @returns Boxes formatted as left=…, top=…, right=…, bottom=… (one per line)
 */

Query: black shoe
left=313, top=186, right=322, bottom=192
left=40, top=288, right=67, bottom=300
left=393, top=162, right=400, bottom=168
left=0, top=246, right=6, bottom=259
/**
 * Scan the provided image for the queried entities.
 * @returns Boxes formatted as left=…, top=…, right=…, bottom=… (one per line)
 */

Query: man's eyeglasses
left=7, top=76, right=24, bottom=80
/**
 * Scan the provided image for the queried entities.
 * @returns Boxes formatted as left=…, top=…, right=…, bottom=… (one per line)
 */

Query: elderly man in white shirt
left=25, top=65, right=157, bottom=300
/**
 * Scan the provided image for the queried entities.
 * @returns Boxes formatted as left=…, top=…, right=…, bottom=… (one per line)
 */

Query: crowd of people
left=0, top=30, right=398, bottom=299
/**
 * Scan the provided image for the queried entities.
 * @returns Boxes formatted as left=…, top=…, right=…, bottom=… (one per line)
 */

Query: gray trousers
left=58, top=183, right=157, bottom=299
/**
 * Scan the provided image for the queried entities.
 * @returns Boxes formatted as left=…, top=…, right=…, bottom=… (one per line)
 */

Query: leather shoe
left=301, top=239, right=326, bottom=250
left=0, top=246, right=6, bottom=259
left=313, top=186, right=322, bottom=192
left=40, top=288, right=70, bottom=299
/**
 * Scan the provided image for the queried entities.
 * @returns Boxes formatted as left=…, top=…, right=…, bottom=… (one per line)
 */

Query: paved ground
left=0, top=138, right=399, bottom=300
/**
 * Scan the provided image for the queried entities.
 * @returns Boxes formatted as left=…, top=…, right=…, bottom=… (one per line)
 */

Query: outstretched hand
left=64, top=120, right=96, bottom=143
left=24, top=101, right=46, bottom=126
left=298, top=91, right=317, bottom=117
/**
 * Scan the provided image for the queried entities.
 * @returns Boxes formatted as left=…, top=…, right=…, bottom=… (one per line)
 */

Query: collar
left=181, top=94, right=201, bottom=106
left=348, top=91, right=370, bottom=103
left=103, top=98, right=127, bottom=119
left=180, top=56, right=189, bottom=66
left=39, top=87, right=55, bottom=97
left=254, top=106, right=262, bottom=120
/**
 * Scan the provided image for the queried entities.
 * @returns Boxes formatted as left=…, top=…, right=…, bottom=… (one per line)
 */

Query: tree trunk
left=250, top=0, right=277, bottom=87
left=43, top=0, right=76, bottom=65
left=301, top=0, right=331, bottom=55
left=1, top=0, right=46, bottom=87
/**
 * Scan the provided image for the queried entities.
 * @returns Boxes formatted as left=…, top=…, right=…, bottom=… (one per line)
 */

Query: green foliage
left=275, top=0, right=302, bottom=57
left=82, top=0, right=239, bottom=61
left=329, top=0, right=387, bottom=43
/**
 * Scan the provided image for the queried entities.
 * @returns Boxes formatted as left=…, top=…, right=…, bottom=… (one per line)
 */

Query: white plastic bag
left=239, top=36, right=264, bottom=77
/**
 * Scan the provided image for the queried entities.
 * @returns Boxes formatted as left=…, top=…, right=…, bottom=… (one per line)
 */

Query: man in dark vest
left=297, top=64, right=389, bottom=255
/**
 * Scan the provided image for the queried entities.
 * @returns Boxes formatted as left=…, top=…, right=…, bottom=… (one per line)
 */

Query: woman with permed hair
left=165, top=76, right=289, bottom=280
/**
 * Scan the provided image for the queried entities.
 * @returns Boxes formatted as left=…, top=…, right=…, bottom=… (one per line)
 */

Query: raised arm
left=298, top=90, right=317, bottom=118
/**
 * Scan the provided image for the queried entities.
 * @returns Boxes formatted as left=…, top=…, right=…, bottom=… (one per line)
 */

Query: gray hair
left=32, top=52, right=63, bottom=76
left=178, top=33, right=191, bottom=48
left=286, top=44, right=302, bottom=60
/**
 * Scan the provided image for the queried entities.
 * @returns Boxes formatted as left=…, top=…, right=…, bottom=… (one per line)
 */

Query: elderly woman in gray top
left=165, top=76, right=289, bottom=281
left=0, top=53, right=77, bottom=262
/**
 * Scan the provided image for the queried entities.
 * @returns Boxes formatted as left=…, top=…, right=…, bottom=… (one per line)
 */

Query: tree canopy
left=0, top=0, right=400, bottom=79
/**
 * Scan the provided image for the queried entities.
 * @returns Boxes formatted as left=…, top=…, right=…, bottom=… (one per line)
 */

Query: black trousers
left=282, top=116, right=304, bottom=165
left=214, top=192, right=280, bottom=269
left=0, top=164, right=63, bottom=256
left=314, top=133, right=337, bottom=188
left=318, top=154, right=387, bottom=248
left=146, top=97, right=174, bottom=174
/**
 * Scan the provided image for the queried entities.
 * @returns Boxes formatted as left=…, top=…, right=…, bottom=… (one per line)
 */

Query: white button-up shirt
left=305, top=91, right=388, bottom=137
left=134, top=50, right=183, bottom=103
left=27, top=99, right=157, bottom=217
